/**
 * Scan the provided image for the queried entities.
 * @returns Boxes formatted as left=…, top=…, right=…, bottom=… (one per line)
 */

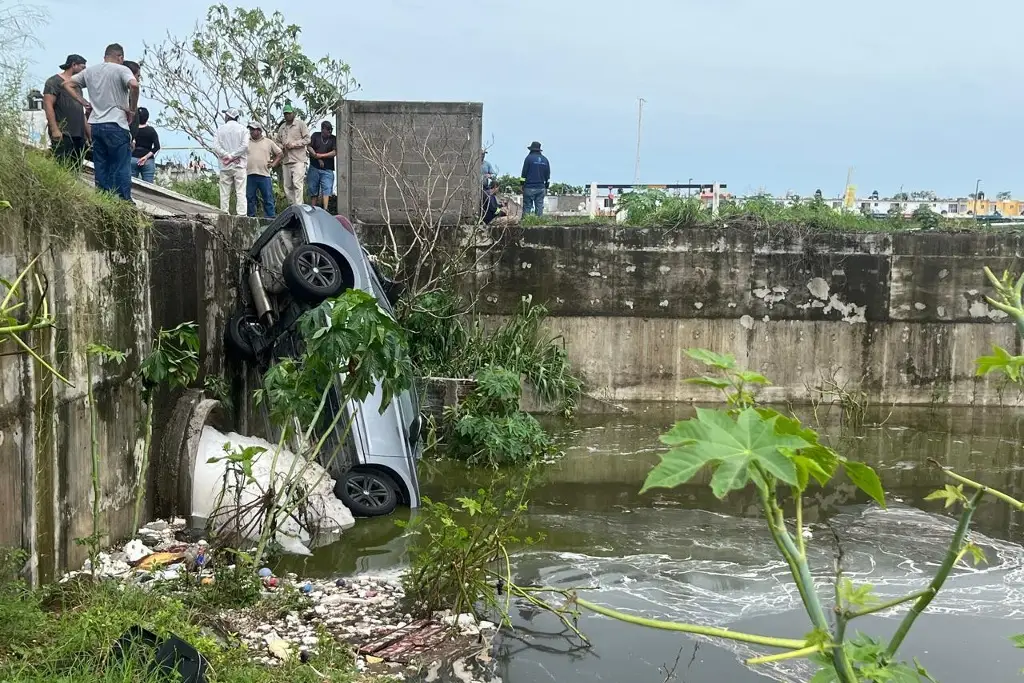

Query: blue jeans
left=131, top=156, right=155, bottom=183
left=91, top=122, right=132, bottom=200
left=246, top=175, right=275, bottom=217
left=523, top=186, right=546, bottom=216
left=307, top=166, right=335, bottom=198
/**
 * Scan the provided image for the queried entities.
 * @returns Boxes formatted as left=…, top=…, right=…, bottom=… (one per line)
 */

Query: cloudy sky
left=22, top=0, right=1024, bottom=197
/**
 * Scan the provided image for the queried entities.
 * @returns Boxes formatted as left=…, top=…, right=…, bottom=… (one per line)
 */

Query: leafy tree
left=997, top=191, right=1012, bottom=200
left=911, top=204, right=940, bottom=230
left=143, top=4, right=357, bottom=152
left=909, top=190, right=935, bottom=200
left=892, top=191, right=909, bottom=201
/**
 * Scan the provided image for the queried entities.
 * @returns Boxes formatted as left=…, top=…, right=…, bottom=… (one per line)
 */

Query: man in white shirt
left=64, top=43, right=139, bottom=200
left=213, top=108, right=248, bottom=215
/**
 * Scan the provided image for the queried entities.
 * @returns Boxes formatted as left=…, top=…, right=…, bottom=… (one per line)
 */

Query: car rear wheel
left=225, top=311, right=265, bottom=361
left=336, top=469, right=399, bottom=517
left=283, top=244, right=345, bottom=303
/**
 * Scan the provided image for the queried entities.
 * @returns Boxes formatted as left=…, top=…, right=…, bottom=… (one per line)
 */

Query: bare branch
left=350, top=112, right=512, bottom=300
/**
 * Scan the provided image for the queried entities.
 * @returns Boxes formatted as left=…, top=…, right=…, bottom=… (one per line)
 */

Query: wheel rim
left=345, top=475, right=391, bottom=509
left=296, top=250, right=336, bottom=289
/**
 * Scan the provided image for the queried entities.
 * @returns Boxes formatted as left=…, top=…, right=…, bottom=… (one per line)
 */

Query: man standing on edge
left=213, top=108, right=248, bottom=215
left=246, top=121, right=282, bottom=218
left=520, top=141, right=550, bottom=217
left=275, top=104, right=310, bottom=206
left=307, top=120, right=336, bottom=211
left=43, top=54, right=88, bottom=167
left=65, top=43, right=138, bottom=200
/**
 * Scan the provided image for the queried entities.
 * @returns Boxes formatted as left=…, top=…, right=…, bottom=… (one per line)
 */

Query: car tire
left=283, top=244, right=345, bottom=303
left=225, top=311, right=264, bottom=362
left=336, top=469, right=399, bottom=517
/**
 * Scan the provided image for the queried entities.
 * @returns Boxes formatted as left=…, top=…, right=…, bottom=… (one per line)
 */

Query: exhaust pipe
left=248, top=267, right=274, bottom=325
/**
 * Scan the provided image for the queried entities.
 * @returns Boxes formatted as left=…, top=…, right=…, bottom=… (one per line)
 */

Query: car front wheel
left=336, top=469, right=399, bottom=517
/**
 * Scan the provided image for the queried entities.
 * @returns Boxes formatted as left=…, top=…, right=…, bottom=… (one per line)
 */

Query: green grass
left=0, top=552, right=366, bottom=683
left=520, top=214, right=615, bottom=227
left=516, top=191, right=1007, bottom=234
left=0, top=133, right=145, bottom=249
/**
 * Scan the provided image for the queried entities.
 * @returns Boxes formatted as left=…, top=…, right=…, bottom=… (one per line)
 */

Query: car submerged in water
left=224, top=204, right=422, bottom=517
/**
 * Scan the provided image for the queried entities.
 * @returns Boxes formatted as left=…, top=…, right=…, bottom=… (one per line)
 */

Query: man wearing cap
left=43, top=54, right=89, bottom=166
left=245, top=121, right=283, bottom=218
left=520, top=141, right=550, bottom=217
left=65, top=43, right=139, bottom=200
left=213, top=108, right=249, bottom=215
left=306, top=120, right=336, bottom=211
left=275, top=104, right=310, bottom=206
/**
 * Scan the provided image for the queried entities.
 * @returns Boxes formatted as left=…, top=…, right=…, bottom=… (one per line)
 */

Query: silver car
left=225, top=205, right=422, bottom=517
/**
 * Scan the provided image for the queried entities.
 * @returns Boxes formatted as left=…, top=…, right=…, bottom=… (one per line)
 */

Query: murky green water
left=283, top=405, right=1024, bottom=682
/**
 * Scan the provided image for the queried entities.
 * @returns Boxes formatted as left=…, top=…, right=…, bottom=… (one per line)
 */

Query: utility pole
left=633, top=97, right=645, bottom=185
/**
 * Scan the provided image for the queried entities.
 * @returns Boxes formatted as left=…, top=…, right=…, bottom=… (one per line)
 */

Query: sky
left=20, top=0, right=1024, bottom=198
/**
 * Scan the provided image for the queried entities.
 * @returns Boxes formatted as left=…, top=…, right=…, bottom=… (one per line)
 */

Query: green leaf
left=961, top=541, right=988, bottom=566
left=684, top=348, right=736, bottom=370
left=684, top=376, right=731, bottom=389
left=644, top=407, right=809, bottom=498
left=456, top=497, right=482, bottom=516
left=924, top=483, right=967, bottom=509
left=737, top=370, right=771, bottom=385
left=843, top=460, right=886, bottom=508
left=1010, top=634, right=1024, bottom=649
left=839, top=578, right=879, bottom=609
left=975, top=344, right=1024, bottom=382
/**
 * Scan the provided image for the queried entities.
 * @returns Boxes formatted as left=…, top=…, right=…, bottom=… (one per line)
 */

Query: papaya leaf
left=684, top=376, right=732, bottom=389
left=684, top=348, right=736, bottom=370
left=843, top=460, right=886, bottom=508
left=644, top=407, right=809, bottom=498
left=924, top=484, right=967, bottom=509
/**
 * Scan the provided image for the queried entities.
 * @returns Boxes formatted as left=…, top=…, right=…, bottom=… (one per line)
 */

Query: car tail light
left=334, top=215, right=355, bottom=234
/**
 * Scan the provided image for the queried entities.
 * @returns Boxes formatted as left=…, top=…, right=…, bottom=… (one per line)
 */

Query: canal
left=286, top=405, right=1024, bottom=682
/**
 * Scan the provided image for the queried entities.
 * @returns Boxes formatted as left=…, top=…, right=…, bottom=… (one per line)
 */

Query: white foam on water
left=512, top=504, right=1024, bottom=682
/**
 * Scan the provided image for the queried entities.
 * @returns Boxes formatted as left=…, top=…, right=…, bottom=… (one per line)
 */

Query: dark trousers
left=246, top=175, right=276, bottom=217
left=51, top=135, right=86, bottom=168
left=91, top=123, right=132, bottom=200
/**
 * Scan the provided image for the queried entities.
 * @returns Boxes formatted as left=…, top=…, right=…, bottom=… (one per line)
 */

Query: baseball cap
left=246, top=121, right=263, bottom=130
left=60, top=54, right=86, bottom=70
left=223, top=108, right=240, bottom=120
left=282, top=104, right=294, bottom=113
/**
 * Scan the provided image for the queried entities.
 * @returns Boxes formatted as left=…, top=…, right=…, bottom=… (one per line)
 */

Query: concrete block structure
left=335, top=100, right=483, bottom=226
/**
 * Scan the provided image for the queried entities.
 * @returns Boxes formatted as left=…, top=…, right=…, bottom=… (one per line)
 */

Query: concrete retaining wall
left=0, top=213, right=257, bottom=581
left=472, top=227, right=1024, bottom=405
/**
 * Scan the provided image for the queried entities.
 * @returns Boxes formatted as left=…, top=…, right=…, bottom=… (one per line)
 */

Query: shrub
left=405, top=293, right=583, bottom=416
left=445, top=365, right=553, bottom=468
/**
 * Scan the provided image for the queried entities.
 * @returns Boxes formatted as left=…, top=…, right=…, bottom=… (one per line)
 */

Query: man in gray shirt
left=65, top=43, right=139, bottom=200
left=42, top=54, right=88, bottom=167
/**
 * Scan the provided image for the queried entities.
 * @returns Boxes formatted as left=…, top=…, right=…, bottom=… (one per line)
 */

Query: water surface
left=283, top=405, right=1024, bottom=682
